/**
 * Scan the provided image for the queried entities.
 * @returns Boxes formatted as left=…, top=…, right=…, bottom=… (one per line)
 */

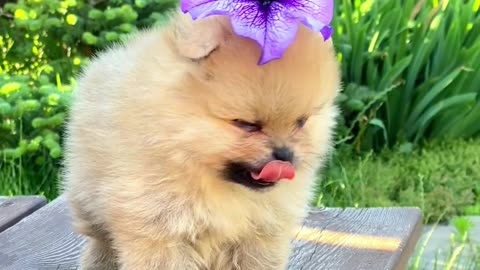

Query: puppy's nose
left=273, top=147, right=294, bottom=162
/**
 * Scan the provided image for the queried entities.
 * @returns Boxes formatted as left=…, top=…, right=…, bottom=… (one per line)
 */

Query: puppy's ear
left=171, top=13, right=230, bottom=60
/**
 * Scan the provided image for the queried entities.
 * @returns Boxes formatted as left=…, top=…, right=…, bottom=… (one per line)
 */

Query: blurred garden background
left=0, top=0, right=479, bottom=268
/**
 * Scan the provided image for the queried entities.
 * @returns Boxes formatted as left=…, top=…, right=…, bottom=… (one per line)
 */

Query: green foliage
left=0, top=73, right=70, bottom=198
left=409, top=217, right=479, bottom=270
left=0, top=0, right=177, bottom=80
left=315, top=138, right=480, bottom=224
left=0, top=75, right=68, bottom=159
left=0, top=0, right=177, bottom=198
left=333, top=0, right=480, bottom=151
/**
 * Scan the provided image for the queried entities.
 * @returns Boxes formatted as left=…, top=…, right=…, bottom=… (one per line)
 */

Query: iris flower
left=181, top=0, right=334, bottom=64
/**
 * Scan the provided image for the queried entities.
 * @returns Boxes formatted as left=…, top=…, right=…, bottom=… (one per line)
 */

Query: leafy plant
left=0, top=73, right=71, bottom=198
left=333, top=0, right=480, bottom=151
left=0, top=0, right=177, bottom=81
left=315, top=138, right=480, bottom=223
left=0, top=0, right=177, bottom=198
left=409, top=216, right=479, bottom=270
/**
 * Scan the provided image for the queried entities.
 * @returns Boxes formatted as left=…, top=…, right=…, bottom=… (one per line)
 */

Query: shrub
left=0, top=0, right=177, bottom=80
left=315, top=138, right=480, bottom=223
left=0, top=73, right=71, bottom=198
left=0, top=0, right=176, bottom=198
left=333, top=0, right=480, bottom=151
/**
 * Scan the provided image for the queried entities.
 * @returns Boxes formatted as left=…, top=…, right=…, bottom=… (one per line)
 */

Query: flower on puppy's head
left=181, top=0, right=334, bottom=65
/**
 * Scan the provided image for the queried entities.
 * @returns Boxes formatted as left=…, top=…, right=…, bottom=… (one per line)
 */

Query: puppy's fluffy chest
left=174, top=184, right=298, bottom=241
left=179, top=189, right=301, bottom=269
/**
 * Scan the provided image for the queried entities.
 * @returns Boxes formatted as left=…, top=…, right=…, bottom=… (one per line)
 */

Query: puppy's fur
left=63, top=11, right=340, bottom=270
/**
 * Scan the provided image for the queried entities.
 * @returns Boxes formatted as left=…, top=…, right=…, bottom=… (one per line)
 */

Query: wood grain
left=0, top=195, right=423, bottom=270
left=0, top=196, right=47, bottom=233
left=288, top=207, right=423, bottom=270
left=0, top=196, right=85, bottom=270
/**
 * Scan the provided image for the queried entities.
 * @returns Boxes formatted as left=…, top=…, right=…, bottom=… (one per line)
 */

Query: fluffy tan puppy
left=62, top=10, right=340, bottom=270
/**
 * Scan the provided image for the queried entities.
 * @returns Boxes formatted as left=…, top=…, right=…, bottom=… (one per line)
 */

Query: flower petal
left=230, top=2, right=298, bottom=64
left=180, top=0, right=213, bottom=14
left=284, top=0, right=334, bottom=37
left=260, top=8, right=299, bottom=64
left=181, top=0, right=334, bottom=64
left=319, top=25, right=333, bottom=40
left=182, top=0, right=232, bottom=20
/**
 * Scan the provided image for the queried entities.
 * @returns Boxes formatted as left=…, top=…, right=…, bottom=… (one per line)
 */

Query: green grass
left=315, top=138, right=480, bottom=224
left=410, top=217, right=479, bottom=270
left=0, top=150, right=60, bottom=199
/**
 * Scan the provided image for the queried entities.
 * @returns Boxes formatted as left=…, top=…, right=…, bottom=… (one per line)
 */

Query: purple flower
left=181, top=0, right=334, bottom=65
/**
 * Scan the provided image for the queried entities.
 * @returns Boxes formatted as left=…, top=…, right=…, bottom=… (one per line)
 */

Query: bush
left=332, top=0, right=480, bottom=151
left=1, top=0, right=177, bottom=80
left=0, top=0, right=176, bottom=198
left=315, top=138, right=480, bottom=223
left=0, top=73, right=71, bottom=198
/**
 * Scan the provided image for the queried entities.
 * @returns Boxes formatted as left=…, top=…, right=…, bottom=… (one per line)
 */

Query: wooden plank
left=288, top=207, right=423, bottom=270
left=0, top=195, right=423, bottom=270
left=0, top=196, right=85, bottom=270
left=0, top=196, right=47, bottom=233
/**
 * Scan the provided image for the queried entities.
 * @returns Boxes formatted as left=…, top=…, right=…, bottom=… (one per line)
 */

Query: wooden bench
left=0, top=195, right=423, bottom=270
left=0, top=196, right=47, bottom=233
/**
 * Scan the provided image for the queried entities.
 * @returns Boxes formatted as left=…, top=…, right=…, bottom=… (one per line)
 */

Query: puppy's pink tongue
left=251, top=161, right=295, bottom=183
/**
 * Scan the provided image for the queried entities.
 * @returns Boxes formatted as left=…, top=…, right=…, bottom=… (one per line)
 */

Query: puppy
left=62, top=10, right=340, bottom=270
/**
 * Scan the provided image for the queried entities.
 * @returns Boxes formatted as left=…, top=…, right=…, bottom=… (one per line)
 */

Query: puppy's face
left=164, top=14, right=340, bottom=191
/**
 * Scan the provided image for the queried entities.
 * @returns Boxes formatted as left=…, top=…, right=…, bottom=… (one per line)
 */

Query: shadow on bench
left=0, top=195, right=423, bottom=270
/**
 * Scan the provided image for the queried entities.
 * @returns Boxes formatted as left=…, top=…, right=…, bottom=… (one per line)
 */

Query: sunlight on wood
left=295, top=227, right=402, bottom=252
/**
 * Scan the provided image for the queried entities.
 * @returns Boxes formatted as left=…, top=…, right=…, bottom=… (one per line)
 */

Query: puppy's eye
left=296, top=117, right=308, bottom=129
left=232, top=119, right=262, bottom=133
